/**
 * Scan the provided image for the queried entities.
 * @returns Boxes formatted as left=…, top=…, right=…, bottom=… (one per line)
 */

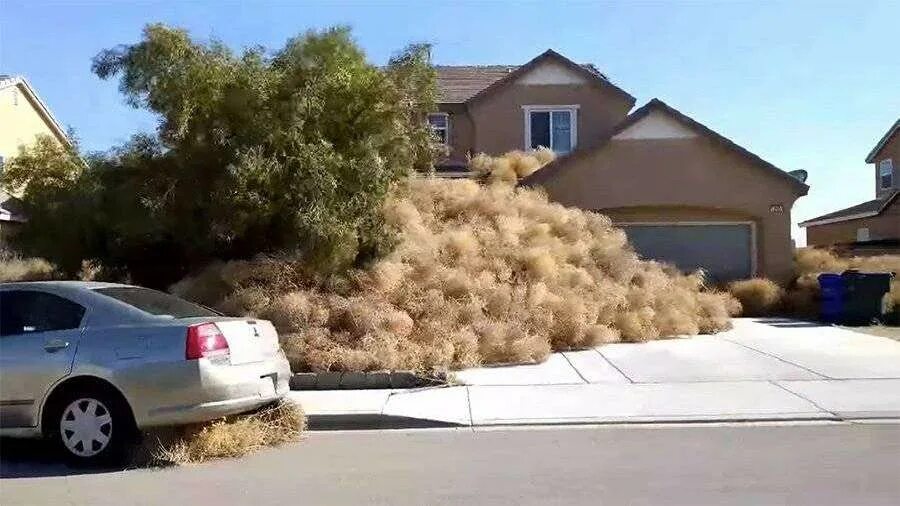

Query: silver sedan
left=0, top=281, right=291, bottom=464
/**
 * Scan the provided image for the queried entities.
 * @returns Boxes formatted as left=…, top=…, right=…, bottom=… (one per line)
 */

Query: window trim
left=856, top=227, right=871, bottom=242
left=522, top=105, right=579, bottom=153
left=427, top=112, right=450, bottom=146
left=879, top=158, right=893, bottom=189
left=0, top=289, right=88, bottom=337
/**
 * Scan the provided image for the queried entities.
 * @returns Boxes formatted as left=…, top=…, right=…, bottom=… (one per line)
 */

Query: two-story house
left=0, top=75, right=71, bottom=245
left=799, top=119, right=899, bottom=255
left=430, top=50, right=808, bottom=283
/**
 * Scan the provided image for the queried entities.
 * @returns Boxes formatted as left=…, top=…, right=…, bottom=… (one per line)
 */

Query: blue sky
left=1, top=0, right=898, bottom=244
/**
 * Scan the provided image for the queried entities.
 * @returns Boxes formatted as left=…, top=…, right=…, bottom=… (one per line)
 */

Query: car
left=0, top=281, right=291, bottom=464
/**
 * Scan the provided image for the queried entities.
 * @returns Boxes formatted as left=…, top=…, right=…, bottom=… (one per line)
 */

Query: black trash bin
left=839, top=270, right=894, bottom=325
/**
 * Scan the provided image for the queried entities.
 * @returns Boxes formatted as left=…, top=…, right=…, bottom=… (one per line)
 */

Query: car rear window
left=94, top=287, right=220, bottom=318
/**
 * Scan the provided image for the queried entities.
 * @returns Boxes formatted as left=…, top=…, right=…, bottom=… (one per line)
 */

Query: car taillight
left=186, top=323, right=230, bottom=360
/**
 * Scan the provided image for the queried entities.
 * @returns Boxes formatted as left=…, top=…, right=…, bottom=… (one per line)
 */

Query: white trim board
left=522, top=105, right=579, bottom=153
left=612, top=110, right=698, bottom=140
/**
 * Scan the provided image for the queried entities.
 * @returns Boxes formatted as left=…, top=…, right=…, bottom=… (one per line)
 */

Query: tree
left=4, top=24, right=438, bottom=287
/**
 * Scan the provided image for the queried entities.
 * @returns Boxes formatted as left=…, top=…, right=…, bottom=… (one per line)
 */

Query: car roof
left=0, top=280, right=134, bottom=290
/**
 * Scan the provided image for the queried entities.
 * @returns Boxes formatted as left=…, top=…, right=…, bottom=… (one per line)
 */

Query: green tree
left=4, top=24, right=437, bottom=286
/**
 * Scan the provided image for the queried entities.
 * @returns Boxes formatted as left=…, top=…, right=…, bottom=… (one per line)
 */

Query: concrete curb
left=290, top=371, right=447, bottom=390
left=305, top=413, right=464, bottom=430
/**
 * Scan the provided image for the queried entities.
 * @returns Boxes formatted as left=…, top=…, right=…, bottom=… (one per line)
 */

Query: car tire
left=47, top=387, right=135, bottom=466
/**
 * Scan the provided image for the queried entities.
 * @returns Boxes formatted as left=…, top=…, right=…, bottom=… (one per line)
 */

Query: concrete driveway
left=293, top=318, right=900, bottom=426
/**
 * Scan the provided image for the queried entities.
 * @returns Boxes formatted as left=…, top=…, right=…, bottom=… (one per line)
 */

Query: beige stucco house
left=0, top=75, right=71, bottom=245
left=799, top=119, right=899, bottom=255
left=430, top=50, right=809, bottom=283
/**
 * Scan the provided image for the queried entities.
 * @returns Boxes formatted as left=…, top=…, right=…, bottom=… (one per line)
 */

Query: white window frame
left=522, top=105, right=579, bottom=153
left=879, top=158, right=893, bottom=189
left=856, top=227, right=871, bottom=242
left=427, top=112, right=450, bottom=145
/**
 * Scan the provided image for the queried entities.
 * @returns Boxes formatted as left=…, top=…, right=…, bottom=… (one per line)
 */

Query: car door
left=0, top=290, right=86, bottom=428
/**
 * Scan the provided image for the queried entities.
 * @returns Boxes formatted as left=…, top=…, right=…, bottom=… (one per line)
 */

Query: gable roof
left=799, top=191, right=899, bottom=227
left=435, top=50, right=635, bottom=106
left=0, top=75, right=71, bottom=147
left=520, top=98, right=809, bottom=195
left=865, top=118, right=900, bottom=163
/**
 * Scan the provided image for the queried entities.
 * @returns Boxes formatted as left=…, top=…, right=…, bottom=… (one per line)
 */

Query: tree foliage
left=2, top=25, right=437, bottom=286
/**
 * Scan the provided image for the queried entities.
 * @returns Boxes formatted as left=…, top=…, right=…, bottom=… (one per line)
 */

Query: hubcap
left=60, top=398, right=113, bottom=457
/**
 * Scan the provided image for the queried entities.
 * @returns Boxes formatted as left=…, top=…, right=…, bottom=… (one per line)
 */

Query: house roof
left=798, top=191, right=899, bottom=227
left=520, top=98, right=810, bottom=195
left=865, top=118, right=900, bottom=163
left=435, top=50, right=635, bottom=105
left=0, top=75, right=71, bottom=147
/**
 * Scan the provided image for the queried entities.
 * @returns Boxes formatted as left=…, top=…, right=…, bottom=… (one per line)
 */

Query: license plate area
left=258, top=374, right=277, bottom=397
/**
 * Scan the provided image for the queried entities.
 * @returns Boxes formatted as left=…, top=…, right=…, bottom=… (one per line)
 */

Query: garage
left=619, top=223, right=755, bottom=283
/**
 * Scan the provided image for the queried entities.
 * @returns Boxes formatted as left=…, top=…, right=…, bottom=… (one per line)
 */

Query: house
left=0, top=75, right=71, bottom=245
left=799, top=119, right=899, bottom=255
left=430, top=50, right=808, bottom=283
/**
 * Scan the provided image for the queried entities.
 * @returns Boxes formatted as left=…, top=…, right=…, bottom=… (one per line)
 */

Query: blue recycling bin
left=818, top=273, right=845, bottom=323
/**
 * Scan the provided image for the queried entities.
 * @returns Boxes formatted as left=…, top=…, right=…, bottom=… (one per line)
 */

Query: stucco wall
left=806, top=199, right=900, bottom=246
left=466, top=83, right=632, bottom=155
left=873, top=133, right=900, bottom=200
left=535, top=137, right=803, bottom=283
left=0, top=83, right=59, bottom=160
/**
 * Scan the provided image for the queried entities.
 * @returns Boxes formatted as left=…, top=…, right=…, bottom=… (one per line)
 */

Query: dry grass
left=727, top=248, right=899, bottom=319
left=0, top=253, right=55, bottom=282
left=151, top=401, right=305, bottom=465
left=727, top=278, right=784, bottom=317
left=173, top=151, right=738, bottom=372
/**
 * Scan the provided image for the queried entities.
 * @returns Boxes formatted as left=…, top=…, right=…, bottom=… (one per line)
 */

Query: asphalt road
left=2, top=422, right=899, bottom=505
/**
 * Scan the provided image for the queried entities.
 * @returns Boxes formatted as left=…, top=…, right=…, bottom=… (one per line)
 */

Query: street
left=2, top=422, right=899, bottom=505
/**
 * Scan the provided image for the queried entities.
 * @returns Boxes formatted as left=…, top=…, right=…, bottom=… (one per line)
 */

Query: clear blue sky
left=2, top=0, right=898, bottom=244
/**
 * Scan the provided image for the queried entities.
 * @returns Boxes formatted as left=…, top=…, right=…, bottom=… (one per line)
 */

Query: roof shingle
left=435, top=63, right=610, bottom=104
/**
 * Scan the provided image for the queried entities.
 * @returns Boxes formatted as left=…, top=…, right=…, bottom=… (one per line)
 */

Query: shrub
left=0, top=251, right=55, bottom=282
left=174, top=155, right=737, bottom=372
left=2, top=25, right=438, bottom=288
left=728, top=248, right=899, bottom=320
left=727, top=278, right=784, bottom=317
left=152, top=400, right=304, bottom=465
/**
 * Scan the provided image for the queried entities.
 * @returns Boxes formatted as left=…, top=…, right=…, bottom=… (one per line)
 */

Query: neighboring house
left=0, top=75, right=71, bottom=245
left=799, top=119, right=900, bottom=255
left=431, top=50, right=808, bottom=283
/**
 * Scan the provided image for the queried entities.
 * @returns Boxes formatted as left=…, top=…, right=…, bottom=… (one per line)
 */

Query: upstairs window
left=428, top=113, right=450, bottom=145
left=524, top=106, right=577, bottom=154
left=879, top=159, right=893, bottom=189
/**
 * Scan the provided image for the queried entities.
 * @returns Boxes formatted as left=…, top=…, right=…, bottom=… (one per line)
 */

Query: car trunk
left=212, top=319, right=281, bottom=365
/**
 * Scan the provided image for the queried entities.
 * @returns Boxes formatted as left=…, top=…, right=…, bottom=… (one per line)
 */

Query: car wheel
left=49, top=389, right=134, bottom=465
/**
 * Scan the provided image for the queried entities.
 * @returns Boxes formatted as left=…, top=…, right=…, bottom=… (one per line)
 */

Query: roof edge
left=466, top=49, right=636, bottom=107
left=520, top=98, right=809, bottom=195
left=865, top=118, right=900, bottom=163
left=799, top=191, right=899, bottom=227
left=0, top=76, right=72, bottom=148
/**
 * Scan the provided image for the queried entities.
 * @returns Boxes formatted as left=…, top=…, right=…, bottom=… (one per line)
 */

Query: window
left=95, top=287, right=220, bottom=318
left=0, top=291, right=86, bottom=336
left=428, top=113, right=449, bottom=145
left=856, top=227, right=871, bottom=242
left=524, top=106, right=577, bottom=154
left=879, top=159, right=893, bottom=189
left=11, top=90, right=18, bottom=106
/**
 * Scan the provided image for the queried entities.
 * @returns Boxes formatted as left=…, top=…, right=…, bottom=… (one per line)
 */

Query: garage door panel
left=620, top=224, right=753, bottom=283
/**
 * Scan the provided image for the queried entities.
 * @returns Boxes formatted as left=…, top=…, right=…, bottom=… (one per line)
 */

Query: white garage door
left=619, top=223, right=754, bottom=283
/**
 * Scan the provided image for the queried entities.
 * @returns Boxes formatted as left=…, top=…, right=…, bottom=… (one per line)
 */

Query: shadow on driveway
left=754, top=318, right=827, bottom=329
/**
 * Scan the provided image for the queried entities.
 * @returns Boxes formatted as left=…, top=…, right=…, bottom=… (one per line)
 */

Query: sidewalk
left=289, top=318, right=900, bottom=428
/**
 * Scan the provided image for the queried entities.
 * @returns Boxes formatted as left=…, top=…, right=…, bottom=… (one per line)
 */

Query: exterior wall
left=466, top=83, right=632, bottom=156
left=0, top=83, right=60, bottom=161
left=873, top=133, right=900, bottom=199
left=806, top=199, right=900, bottom=246
left=535, top=137, right=803, bottom=283
left=436, top=103, right=475, bottom=166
